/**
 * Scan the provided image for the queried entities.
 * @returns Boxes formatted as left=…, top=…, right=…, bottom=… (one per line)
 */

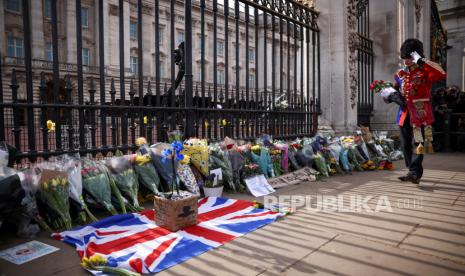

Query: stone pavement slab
left=1, top=153, right=465, bottom=275
left=276, top=235, right=465, bottom=276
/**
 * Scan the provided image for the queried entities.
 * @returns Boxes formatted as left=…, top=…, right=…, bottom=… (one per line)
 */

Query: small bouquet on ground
left=295, top=144, right=315, bottom=168
left=37, top=169, right=72, bottom=230
left=227, top=150, right=245, bottom=190
left=58, top=154, right=97, bottom=223
left=161, top=141, right=186, bottom=200
left=248, top=145, right=274, bottom=178
left=177, top=155, right=200, bottom=196
left=167, top=130, right=183, bottom=143
left=313, top=152, right=329, bottom=177
left=242, top=161, right=261, bottom=180
left=81, top=158, right=118, bottom=215
left=105, top=156, right=142, bottom=212
left=274, top=143, right=289, bottom=173
left=134, top=138, right=162, bottom=196
left=182, top=138, right=209, bottom=177
left=81, top=254, right=140, bottom=276
left=0, top=166, right=49, bottom=237
left=270, top=149, right=283, bottom=177
left=209, top=145, right=236, bottom=192
left=149, top=143, right=178, bottom=191
left=370, top=80, right=405, bottom=107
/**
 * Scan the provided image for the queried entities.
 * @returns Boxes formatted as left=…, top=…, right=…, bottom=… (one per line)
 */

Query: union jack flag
left=53, top=197, right=280, bottom=274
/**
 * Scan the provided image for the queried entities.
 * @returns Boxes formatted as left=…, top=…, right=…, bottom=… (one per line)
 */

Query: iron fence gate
left=0, top=0, right=320, bottom=165
left=356, top=0, right=374, bottom=126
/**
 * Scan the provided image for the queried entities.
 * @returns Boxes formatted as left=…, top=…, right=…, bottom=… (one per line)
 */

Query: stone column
left=317, top=0, right=357, bottom=134
left=0, top=0, right=5, bottom=56
left=30, top=0, right=45, bottom=60
left=66, top=0, right=77, bottom=63
left=370, top=0, right=404, bottom=131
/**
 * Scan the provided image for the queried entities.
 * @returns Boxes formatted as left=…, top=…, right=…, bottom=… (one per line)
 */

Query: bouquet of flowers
left=182, top=138, right=209, bottom=176
left=321, top=149, right=344, bottom=175
left=160, top=141, right=185, bottom=199
left=105, top=156, right=142, bottom=212
left=149, top=143, right=178, bottom=191
left=134, top=148, right=162, bottom=195
left=167, top=130, right=183, bottom=143
left=227, top=150, right=245, bottom=190
left=37, top=170, right=72, bottom=230
left=248, top=146, right=274, bottom=178
left=0, top=166, right=49, bottom=237
left=209, top=145, right=235, bottom=191
left=177, top=157, right=200, bottom=195
left=347, top=147, right=365, bottom=171
left=242, top=161, right=261, bottom=179
left=270, top=149, right=283, bottom=177
left=274, top=143, right=289, bottom=173
left=370, top=80, right=405, bottom=107
left=339, top=148, right=352, bottom=173
left=313, top=152, right=329, bottom=177
left=81, top=158, right=119, bottom=215
left=295, top=144, right=314, bottom=168
left=58, top=154, right=97, bottom=223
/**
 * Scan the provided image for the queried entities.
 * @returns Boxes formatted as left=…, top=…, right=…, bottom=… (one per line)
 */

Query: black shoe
left=411, top=177, right=420, bottom=184
left=398, top=174, right=414, bottom=182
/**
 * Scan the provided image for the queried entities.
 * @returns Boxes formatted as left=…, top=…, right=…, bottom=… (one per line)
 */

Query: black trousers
left=399, top=113, right=424, bottom=179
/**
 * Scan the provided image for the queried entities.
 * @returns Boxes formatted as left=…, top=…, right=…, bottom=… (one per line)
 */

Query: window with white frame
left=248, top=73, right=255, bottom=89
left=217, top=41, right=224, bottom=57
left=82, top=48, right=90, bottom=65
left=130, top=21, right=137, bottom=39
left=44, top=0, right=52, bottom=18
left=130, top=56, right=138, bottom=74
left=81, top=7, right=89, bottom=27
left=45, top=43, right=53, bottom=61
left=217, top=69, right=225, bottom=85
left=159, top=61, right=164, bottom=79
left=6, top=0, right=21, bottom=12
left=7, top=37, right=23, bottom=58
left=248, top=47, right=255, bottom=62
left=158, top=28, right=164, bottom=45
left=177, top=31, right=184, bottom=46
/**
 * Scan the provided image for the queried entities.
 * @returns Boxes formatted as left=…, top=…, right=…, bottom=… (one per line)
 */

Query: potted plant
left=203, top=172, right=224, bottom=197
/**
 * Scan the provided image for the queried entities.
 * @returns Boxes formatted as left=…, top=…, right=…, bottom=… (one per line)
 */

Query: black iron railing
left=356, top=0, right=374, bottom=126
left=0, top=0, right=320, bottom=165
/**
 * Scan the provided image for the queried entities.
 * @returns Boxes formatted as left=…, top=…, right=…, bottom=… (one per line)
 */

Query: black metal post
left=185, top=0, right=194, bottom=138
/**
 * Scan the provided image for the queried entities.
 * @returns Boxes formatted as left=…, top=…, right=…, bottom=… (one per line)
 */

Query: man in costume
left=386, top=39, right=446, bottom=184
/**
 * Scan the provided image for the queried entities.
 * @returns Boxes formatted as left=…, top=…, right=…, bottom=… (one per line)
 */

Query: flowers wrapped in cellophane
left=269, top=149, right=283, bottom=177
left=134, top=149, right=162, bottom=196
left=182, top=138, right=209, bottom=176
left=0, top=165, right=50, bottom=237
left=57, top=154, right=97, bottom=223
left=209, top=144, right=236, bottom=191
left=36, top=169, right=72, bottom=230
left=105, top=155, right=142, bottom=212
left=81, top=158, right=119, bottom=215
left=248, top=145, right=274, bottom=178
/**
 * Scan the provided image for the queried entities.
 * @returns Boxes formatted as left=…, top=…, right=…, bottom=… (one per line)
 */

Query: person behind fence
left=383, top=38, right=446, bottom=184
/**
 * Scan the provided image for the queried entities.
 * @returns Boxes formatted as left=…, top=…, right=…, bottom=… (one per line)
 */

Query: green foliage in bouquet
left=81, top=159, right=119, bottom=215
left=39, top=175, right=72, bottom=230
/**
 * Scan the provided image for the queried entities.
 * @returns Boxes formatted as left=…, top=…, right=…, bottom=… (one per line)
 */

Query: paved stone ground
left=1, top=153, right=464, bottom=275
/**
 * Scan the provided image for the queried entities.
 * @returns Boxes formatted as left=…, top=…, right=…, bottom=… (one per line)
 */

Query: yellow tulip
left=204, top=120, right=209, bottom=128
left=47, top=120, right=55, bottom=132
left=136, top=137, right=147, bottom=146
left=251, top=145, right=261, bottom=152
left=143, top=116, right=148, bottom=125
left=221, top=119, right=227, bottom=126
